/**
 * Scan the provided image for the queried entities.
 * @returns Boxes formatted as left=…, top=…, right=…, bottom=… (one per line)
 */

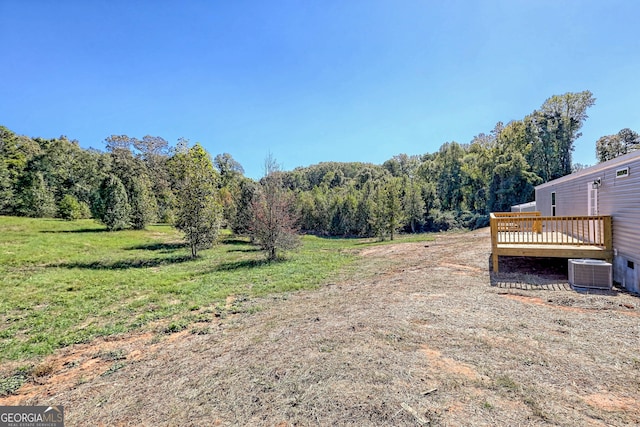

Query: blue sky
left=2, top=1, right=639, bottom=178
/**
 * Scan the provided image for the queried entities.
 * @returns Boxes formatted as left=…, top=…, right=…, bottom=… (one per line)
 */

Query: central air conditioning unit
left=568, top=259, right=612, bottom=290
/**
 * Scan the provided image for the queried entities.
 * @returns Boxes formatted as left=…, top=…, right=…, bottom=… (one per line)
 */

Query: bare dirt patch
left=419, top=345, right=479, bottom=380
left=2, top=228, right=639, bottom=426
left=500, top=293, right=593, bottom=314
left=584, top=393, right=640, bottom=413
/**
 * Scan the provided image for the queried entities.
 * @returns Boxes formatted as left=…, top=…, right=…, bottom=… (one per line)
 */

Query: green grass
left=0, top=216, right=433, bottom=363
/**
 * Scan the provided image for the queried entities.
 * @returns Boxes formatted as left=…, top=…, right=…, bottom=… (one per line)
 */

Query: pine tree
left=384, top=178, right=405, bottom=240
left=368, top=183, right=387, bottom=241
left=19, top=172, right=57, bottom=217
left=232, top=179, right=258, bottom=235
left=0, top=161, right=13, bottom=214
left=129, top=175, right=157, bottom=230
left=97, top=175, right=131, bottom=231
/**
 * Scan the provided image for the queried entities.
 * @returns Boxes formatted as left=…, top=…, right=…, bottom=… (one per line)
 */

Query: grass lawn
left=0, top=216, right=432, bottom=363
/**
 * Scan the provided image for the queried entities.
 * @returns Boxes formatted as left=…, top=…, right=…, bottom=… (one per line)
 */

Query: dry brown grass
left=2, top=228, right=639, bottom=426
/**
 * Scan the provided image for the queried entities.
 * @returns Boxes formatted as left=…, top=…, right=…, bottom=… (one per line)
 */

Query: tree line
left=1, top=90, right=636, bottom=250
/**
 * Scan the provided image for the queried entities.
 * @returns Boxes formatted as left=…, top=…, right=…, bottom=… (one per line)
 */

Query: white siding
left=511, top=201, right=536, bottom=212
left=535, top=151, right=640, bottom=293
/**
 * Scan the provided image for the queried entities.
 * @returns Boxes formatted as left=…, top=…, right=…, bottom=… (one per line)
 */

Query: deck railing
left=490, top=212, right=613, bottom=272
left=491, top=213, right=611, bottom=246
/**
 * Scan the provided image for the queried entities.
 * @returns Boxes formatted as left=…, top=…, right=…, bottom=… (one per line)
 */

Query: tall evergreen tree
left=232, top=178, right=259, bottom=235
left=0, top=161, right=13, bottom=214
left=403, top=178, right=425, bottom=233
left=368, top=182, right=387, bottom=241
left=384, top=178, right=405, bottom=240
left=19, top=171, right=57, bottom=217
left=97, top=175, right=131, bottom=230
left=129, top=175, right=158, bottom=229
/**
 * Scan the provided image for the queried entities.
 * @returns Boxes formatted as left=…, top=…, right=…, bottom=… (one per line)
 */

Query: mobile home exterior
left=535, top=150, right=640, bottom=294
left=511, top=201, right=537, bottom=212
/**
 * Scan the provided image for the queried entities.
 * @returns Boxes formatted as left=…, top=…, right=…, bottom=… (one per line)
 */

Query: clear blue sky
left=2, top=1, right=639, bottom=179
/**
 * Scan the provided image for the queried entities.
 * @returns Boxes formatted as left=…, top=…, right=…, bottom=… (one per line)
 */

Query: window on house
left=551, top=192, right=556, bottom=216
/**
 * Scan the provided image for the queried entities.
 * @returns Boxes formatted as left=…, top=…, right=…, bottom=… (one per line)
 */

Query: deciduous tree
left=529, top=90, right=595, bottom=180
left=250, top=154, right=300, bottom=260
left=403, top=178, right=425, bottom=233
left=596, top=128, right=640, bottom=162
left=172, top=144, right=222, bottom=257
left=58, top=194, right=90, bottom=220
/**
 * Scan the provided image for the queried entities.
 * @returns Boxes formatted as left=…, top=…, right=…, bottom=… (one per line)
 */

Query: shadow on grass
left=126, top=242, right=188, bottom=252
left=304, top=234, right=371, bottom=243
left=227, top=247, right=262, bottom=253
left=213, top=259, right=272, bottom=271
left=220, top=238, right=252, bottom=246
left=41, top=228, right=110, bottom=234
left=219, top=236, right=260, bottom=253
left=53, top=255, right=194, bottom=270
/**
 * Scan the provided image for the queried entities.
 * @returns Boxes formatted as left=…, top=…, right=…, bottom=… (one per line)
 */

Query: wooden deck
left=490, top=212, right=612, bottom=273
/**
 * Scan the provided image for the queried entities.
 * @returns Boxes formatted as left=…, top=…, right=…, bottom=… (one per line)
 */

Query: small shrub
left=427, top=210, right=489, bottom=231
left=427, top=209, right=460, bottom=231
left=458, top=211, right=489, bottom=230
left=495, top=374, right=519, bottom=392
left=471, top=214, right=490, bottom=229
left=0, top=366, right=31, bottom=397
left=58, top=195, right=84, bottom=220
left=164, top=320, right=188, bottom=334
left=0, top=375, right=26, bottom=396
left=78, top=201, right=92, bottom=219
left=159, top=208, right=176, bottom=225
left=31, top=362, right=55, bottom=377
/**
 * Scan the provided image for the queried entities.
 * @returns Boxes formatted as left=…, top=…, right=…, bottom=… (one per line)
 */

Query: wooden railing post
left=533, top=217, right=542, bottom=233
left=490, top=214, right=499, bottom=272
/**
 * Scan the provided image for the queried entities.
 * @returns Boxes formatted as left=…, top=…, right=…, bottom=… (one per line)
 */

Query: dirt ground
left=2, top=228, right=639, bottom=426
